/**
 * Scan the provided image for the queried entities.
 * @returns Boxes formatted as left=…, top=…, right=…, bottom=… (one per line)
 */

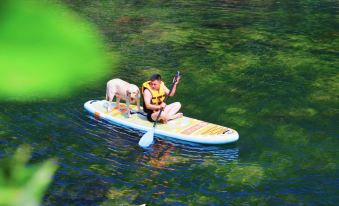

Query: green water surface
left=1, top=0, right=338, bottom=205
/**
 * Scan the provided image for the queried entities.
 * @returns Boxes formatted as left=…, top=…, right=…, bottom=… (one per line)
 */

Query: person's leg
left=169, top=112, right=183, bottom=120
left=151, top=110, right=168, bottom=123
left=150, top=102, right=182, bottom=123
left=163, top=102, right=182, bottom=120
left=163, top=102, right=180, bottom=116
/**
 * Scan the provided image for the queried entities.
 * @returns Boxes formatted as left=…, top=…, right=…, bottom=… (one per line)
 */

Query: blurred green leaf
left=0, top=145, right=58, bottom=206
left=0, top=0, right=119, bottom=101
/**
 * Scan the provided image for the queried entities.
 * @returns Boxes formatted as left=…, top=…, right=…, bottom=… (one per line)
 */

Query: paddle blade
left=138, top=130, right=154, bottom=148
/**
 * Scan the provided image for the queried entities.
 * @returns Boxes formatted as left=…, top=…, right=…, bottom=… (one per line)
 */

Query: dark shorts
left=147, top=112, right=155, bottom=122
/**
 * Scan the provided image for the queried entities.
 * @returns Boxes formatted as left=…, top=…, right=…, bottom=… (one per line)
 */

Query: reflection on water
left=141, top=141, right=239, bottom=171
left=1, top=0, right=338, bottom=205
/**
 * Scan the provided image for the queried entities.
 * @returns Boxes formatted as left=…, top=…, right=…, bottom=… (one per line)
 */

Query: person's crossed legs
left=165, top=102, right=182, bottom=120
left=151, top=102, right=182, bottom=123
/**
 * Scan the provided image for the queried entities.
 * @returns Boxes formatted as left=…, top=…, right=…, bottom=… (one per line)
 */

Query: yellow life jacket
left=142, top=81, right=166, bottom=112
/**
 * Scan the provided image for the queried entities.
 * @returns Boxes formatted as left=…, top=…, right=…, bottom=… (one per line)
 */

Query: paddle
left=138, top=71, right=180, bottom=148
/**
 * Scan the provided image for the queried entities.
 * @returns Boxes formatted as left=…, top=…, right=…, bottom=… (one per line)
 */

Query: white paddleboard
left=84, top=100, right=239, bottom=144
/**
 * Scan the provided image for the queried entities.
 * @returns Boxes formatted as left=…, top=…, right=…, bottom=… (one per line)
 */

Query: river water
left=1, top=0, right=338, bottom=205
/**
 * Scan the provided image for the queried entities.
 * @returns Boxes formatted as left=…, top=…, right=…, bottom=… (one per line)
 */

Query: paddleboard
left=84, top=100, right=239, bottom=144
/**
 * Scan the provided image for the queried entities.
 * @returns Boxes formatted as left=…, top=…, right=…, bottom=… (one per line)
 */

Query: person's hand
left=173, top=75, right=180, bottom=85
left=159, top=102, right=166, bottom=110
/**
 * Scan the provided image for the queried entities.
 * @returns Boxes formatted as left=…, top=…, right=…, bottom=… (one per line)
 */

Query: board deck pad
left=84, top=100, right=239, bottom=144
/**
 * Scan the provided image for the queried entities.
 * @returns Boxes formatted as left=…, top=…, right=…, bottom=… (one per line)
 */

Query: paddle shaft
left=152, top=72, right=180, bottom=128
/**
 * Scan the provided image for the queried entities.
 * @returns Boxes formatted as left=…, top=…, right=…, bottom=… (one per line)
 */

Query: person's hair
left=150, top=74, right=161, bottom=81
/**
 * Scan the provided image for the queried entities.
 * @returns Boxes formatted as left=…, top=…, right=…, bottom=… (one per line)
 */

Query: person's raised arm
left=165, top=75, right=180, bottom=97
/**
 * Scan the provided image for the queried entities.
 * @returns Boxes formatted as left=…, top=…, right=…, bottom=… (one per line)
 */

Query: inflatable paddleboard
left=84, top=100, right=239, bottom=144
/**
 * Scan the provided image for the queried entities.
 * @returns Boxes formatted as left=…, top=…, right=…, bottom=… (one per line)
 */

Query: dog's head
left=127, top=84, right=140, bottom=103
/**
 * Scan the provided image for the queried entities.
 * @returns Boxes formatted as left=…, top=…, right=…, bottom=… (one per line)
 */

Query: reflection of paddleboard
left=84, top=100, right=239, bottom=144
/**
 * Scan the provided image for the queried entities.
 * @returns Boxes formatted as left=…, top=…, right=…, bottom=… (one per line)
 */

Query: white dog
left=105, top=78, right=141, bottom=117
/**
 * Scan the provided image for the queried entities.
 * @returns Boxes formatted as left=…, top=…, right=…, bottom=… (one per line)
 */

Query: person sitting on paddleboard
left=142, top=74, right=183, bottom=123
